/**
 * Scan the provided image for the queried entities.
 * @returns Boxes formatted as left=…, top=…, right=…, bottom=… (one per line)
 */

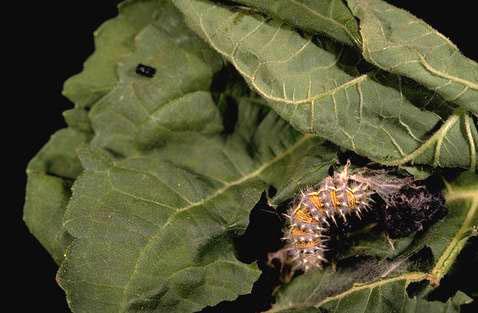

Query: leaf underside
left=174, top=0, right=477, bottom=170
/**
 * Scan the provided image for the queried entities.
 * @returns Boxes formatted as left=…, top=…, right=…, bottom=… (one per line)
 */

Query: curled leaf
left=173, top=0, right=478, bottom=169
left=347, top=0, right=478, bottom=113
left=24, top=128, right=90, bottom=263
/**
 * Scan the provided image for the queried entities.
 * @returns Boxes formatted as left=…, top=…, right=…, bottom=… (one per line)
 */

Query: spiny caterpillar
left=273, top=161, right=418, bottom=273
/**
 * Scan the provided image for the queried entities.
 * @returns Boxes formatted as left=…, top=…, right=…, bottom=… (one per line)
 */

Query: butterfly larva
left=277, top=160, right=414, bottom=273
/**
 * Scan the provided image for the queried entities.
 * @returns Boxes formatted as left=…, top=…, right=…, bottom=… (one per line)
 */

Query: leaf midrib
left=266, top=272, right=428, bottom=313
left=430, top=189, right=478, bottom=284
left=377, top=112, right=461, bottom=167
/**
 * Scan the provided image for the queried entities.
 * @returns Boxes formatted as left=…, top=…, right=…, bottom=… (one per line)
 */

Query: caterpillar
left=274, top=161, right=417, bottom=273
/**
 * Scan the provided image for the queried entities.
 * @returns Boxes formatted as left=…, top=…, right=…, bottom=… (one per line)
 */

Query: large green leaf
left=221, top=0, right=360, bottom=46
left=346, top=0, right=478, bottom=114
left=58, top=99, right=337, bottom=313
left=24, top=128, right=90, bottom=263
left=173, top=0, right=478, bottom=170
left=266, top=171, right=478, bottom=312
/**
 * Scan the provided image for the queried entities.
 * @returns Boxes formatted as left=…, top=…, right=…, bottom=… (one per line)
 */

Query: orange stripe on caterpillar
left=329, top=190, right=338, bottom=209
left=346, top=189, right=357, bottom=208
left=291, top=205, right=315, bottom=224
left=305, top=193, right=325, bottom=212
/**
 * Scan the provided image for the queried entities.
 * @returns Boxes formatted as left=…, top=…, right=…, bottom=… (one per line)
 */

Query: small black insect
left=135, top=64, right=156, bottom=78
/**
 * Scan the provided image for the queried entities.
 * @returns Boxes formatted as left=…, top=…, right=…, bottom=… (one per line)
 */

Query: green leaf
left=62, top=0, right=160, bottom=110
left=88, top=22, right=222, bottom=157
left=173, top=0, right=478, bottom=169
left=420, top=171, right=478, bottom=286
left=25, top=0, right=167, bottom=266
left=268, top=270, right=472, bottom=313
left=222, top=0, right=361, bottom=46
left=347, top=0, right=478, bottom=114
left=343, top=225, right=416, bottom=259
left=24, top=128, right=90, bottom=263
left=58, top=100, right=337, bottom=313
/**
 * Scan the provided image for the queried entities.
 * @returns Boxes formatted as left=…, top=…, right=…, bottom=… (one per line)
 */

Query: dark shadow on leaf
left=336, top=148, right=370, bottom=168
left=406, top=280, right=430, bottom=298
left=221, top=96, right=238, bottom=135
left=369, top=71, right=454, bottom=118
left=267, top=185, right=277, bottom=199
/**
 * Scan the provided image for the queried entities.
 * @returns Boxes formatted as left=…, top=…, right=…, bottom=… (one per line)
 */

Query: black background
left=8, top=1, right=478, bottom=312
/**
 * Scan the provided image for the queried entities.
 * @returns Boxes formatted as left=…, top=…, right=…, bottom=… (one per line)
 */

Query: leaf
left=24, top=128, right=90, bottom=263
left=24, top=0, right=165, bottom=266
left=58, top=99, right=337, bottom=313
left=343, top=226, right=416, bottom=259
left=266, top=171, right=478, bottom=312
left=419, top=171, right=478, bottom=286
left=346, top=0, right=478, bottom=114
left=55, top=2, right=338, bottom=311
left=222, top=0, right=360, bottom=46
left=62, top=0, right=160, bottom=110
left=323, top=288, right=472, bottom=313
left=88, top=22, right=222, bottom=157
left=25, top=0, right=477, bottom=311
left=173, top=0, right=478, bottom=169
left=268, top=269, right=472, bottom=313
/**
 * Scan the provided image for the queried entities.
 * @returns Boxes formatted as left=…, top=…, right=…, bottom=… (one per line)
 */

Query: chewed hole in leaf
left=408, top=247, right=435, bottom=273
left=198, top=267, right=280, bottom=313
left=267, top=185, right=277, bottom=199
left=198, top=192, right=283, bottom=312
left=221, top=96, right=239, bottom=135
left=234, top=192, right=283, bottom=264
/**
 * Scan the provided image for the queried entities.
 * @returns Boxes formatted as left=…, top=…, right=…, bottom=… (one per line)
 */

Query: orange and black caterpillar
left=273, top=161, right=420, bottom=273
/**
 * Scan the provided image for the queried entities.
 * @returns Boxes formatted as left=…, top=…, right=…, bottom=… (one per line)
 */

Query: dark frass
left=135, top=64, right=156, bottom=78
